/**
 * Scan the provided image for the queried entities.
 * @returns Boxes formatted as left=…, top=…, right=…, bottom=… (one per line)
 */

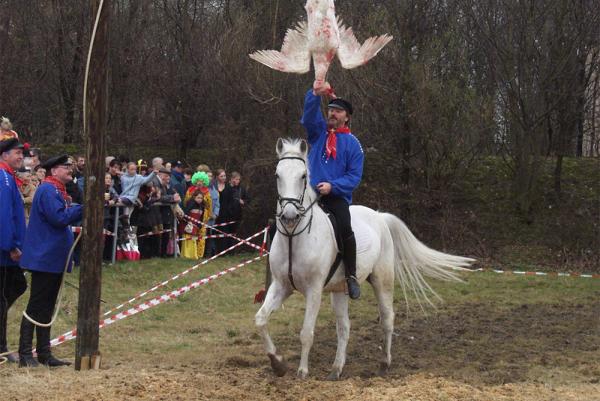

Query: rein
left=275, top=156, right=320, bottom=291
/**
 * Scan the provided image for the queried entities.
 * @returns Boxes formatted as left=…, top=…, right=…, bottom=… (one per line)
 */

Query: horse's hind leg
left=255, top=280, right=292, bottom=377
left=370, top=271, right=395, bottom=375
left=327, top=291, right=350, bottom=381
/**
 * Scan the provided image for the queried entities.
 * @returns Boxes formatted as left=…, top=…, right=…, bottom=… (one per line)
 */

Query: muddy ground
left=2, top=301, right=598, bottom=401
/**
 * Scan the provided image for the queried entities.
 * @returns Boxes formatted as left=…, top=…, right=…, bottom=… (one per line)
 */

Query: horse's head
left=275, top=138, right=311, bottom=227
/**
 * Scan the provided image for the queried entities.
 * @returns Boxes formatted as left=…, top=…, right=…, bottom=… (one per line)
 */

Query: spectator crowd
left=4, top=117, right=250, bottom=262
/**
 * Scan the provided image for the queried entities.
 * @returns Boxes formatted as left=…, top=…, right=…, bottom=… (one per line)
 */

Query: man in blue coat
left=0, top=138, right=28, bottom=362
left=301, top=88, right=364, bottom=299
left=18, top=155, right=83, bottom=367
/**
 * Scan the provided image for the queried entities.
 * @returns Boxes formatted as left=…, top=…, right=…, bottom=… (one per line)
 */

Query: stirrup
left=347, top=276, right=361, bottom=300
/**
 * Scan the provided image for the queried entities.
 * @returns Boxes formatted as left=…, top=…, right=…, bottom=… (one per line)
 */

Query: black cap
left=0, top=138, right=28, bottom=155
left=171, top=160, right=183, bottom=168
left=328, top=98, right=353, bottom=115
left=41, top=155, right=72, bottom=170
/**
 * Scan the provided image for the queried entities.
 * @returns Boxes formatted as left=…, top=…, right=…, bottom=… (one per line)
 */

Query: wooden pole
left=75, top=0, right=109, bottom=371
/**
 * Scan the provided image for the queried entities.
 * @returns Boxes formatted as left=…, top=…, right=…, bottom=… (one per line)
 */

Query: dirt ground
left=2, top=300, right=598, bottom=401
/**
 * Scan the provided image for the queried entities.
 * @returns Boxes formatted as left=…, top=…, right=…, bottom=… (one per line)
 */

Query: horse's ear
left=299, top=139, right=308, bottom=157
left=276, top=138, right=285, bottom=157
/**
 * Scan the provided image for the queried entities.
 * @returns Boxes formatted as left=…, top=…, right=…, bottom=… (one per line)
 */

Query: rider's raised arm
left=300, top=89, right=326, bottom=146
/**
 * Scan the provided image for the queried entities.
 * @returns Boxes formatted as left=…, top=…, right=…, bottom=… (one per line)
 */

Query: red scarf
left=0, top=161, right=22, bottom=188
left=43, top=176, right=72, bottom=205
left=325, top=126, right=351, bottom=160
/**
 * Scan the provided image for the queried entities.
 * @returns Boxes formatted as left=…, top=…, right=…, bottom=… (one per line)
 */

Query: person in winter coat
left=0, top=138, right=28, bottom=363
left=216, top=172, right=249, bottom=253
left=18, top=155, right=83, bottom=367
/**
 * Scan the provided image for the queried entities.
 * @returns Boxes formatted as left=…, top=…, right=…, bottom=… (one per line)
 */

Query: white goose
left=249, top=0, right=393, bottom=94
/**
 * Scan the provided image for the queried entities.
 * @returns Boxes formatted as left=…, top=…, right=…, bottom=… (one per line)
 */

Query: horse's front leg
left=297, top=286, right=323, bottom=379
left=327, top=292, right=350, bottom=380
left=255, top=280, right=292, bottom=377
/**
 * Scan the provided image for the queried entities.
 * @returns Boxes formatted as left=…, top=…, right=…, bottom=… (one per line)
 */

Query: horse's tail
left=381, top=213, right=475, bottom=309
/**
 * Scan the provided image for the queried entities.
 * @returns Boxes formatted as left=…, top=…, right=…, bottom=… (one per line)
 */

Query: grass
left=1, top=254, right=599, bottom=400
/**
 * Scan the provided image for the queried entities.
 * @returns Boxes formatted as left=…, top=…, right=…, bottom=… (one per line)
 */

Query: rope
left=0, top=231, right=82, bottom=365
left=22, top=232, right=82, bottom=328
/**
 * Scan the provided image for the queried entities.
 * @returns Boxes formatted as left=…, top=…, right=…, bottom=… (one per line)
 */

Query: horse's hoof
left=326, top=371, right=341, bottom=381
left=377, top=362, right=390, bottom=377
left=297, top=368, right=308, bottom=380
left=268, top=353, right=287, bottom=377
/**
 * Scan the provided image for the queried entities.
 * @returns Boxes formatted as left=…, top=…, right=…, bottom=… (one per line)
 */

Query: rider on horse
left=300, top=86, right=364, bottom=299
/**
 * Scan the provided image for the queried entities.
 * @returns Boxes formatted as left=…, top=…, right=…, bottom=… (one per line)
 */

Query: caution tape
left=472, top=268, right=600, bottom=279
left=183, top=214, right=264, bottom=252
left=101, top=228, right=268, bottom=317
left=50, top=253, right=267, bottom=348
left=209, top=220, right=238, bottom=228
left=72, top=226, right=114, bottom=236
left=137, top=228, right=173, bottom=238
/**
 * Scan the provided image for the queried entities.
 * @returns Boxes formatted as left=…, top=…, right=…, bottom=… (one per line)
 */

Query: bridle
left=275, top=156, right=320, bottom=290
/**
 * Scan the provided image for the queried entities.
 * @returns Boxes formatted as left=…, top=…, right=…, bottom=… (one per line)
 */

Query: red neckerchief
left=325, top=126, right=351, bottom=160
left=43, top=176, right=72, bottom=205
left=199, top=186, right=209, bottom=195
left=0, top=161, right=22, bottom=188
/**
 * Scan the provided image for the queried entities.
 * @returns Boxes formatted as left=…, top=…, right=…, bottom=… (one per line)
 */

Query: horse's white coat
left=256, top=139, right=475, bottom=380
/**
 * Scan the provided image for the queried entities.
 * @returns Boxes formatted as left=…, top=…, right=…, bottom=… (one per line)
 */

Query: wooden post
left=75, top=0, right=110, bottom=371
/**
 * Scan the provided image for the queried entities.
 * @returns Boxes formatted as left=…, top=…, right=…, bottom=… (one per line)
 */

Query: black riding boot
left=18, top=318, right=39, bottom=368
left=36, top=326, right=71, bottom=367
left=343, top=234, right=360, bottom=300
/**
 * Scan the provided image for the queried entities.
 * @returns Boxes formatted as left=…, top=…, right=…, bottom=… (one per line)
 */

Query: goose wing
left=337, top=20, right=393, bottom=69
left=249, top=22, right=311, bottom=74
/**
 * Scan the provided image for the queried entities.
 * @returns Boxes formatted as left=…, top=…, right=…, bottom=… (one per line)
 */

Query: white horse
left=256, top=138, right=475, bottom=380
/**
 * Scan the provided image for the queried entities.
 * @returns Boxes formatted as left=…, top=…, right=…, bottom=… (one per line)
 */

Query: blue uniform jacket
left=300, top=89, right=364, bottom=204
left=20, top=183, right=83, bottom=274
left=0, top=169, right=26, bottom=267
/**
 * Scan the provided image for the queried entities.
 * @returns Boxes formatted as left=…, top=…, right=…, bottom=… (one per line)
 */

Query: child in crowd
left=119, top=162, right=157, bottom=215
left=184, top=172, right=212, bottom=258
left=180, top=190, right=205, bottom=259
left=18, top=171, right=36, bottom=222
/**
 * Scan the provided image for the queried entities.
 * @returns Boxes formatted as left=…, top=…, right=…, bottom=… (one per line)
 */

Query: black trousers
left=22, top=271, right=62, bottom=354
left=215, top=221, right=239, bottom=254
left=160, top=223, right=172, bottom=257
left=0, top=266, right=27, bottom=349
left=138, top=225, right=160, bottom=259
left=320, top=195, right=353, bottom=240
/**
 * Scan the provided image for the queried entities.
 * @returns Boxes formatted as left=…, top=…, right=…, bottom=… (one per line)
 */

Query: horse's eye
left=302, top=174, right=306, bottom=179
left=275, top=173, right=279, bottom=179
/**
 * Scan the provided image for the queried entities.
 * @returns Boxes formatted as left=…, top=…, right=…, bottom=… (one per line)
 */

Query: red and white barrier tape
left=209, top=220, right=238, bottom=228
left=177, top=234, right=227, bottom=242
left=50, top=254, right=266, bottom=348
left=101, top=228, right=268, bottom=317
left=473, top=268, right=600, bottom=279
left=183, top=214, right=263, bottom=252
left=72, top=226, right=114, bottom=236
left=137, top=228, right=173, bottom=238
